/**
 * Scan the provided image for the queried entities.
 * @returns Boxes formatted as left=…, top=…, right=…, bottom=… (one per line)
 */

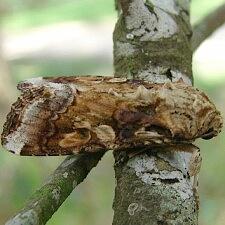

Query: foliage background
left=0, top=0, right=224, bottom=224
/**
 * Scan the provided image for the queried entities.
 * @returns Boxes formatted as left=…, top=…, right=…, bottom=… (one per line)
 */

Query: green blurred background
left=0, top=0, right=224, bottom=224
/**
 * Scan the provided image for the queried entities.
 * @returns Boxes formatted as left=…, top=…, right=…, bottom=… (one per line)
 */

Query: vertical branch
left=113, top=0, right=198, bottom=224
left=113, top=0, right=192, bottom=83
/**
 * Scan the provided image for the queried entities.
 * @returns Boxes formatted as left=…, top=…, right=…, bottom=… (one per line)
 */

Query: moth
left=1, top=76, right=222, bottom=157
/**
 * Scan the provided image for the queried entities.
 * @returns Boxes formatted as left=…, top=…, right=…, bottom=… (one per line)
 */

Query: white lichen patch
left=141, top=73, right=171, bottom=83
left=52, top=188, right=61, bottom=204
left=136, top=67, right=192, bottom=85
left=157, top=151, right=192, bottom=176
left=128, top=154, right=193, bottom=200
left=127, top=154, right=158, bottom=175
left=150, top=0, right=179, bottom=15
left=115, top=41, right=137, bottom=57
left=170, top=70, right=192, bottom=85
left=172, top=177, right=193, bottom=200
left=5, top=209, right=39, bottom=225
left=126, top=0, right=177, bottom=41
left=126, top=33, right=134, bottom=40
left=126, top=0, right=157, bottom=38
left=63, top=172, right=68, bottom=179
left=127, top=203, right=139, bottom=216
left=137, top=66, right=171, bottom=83
left=142, top=8, right=177, bottom=41
left=127, top=202, right=149, bottom=216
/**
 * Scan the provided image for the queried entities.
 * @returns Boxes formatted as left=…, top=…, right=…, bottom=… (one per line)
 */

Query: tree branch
left=112, top=0, right=198, bottom=224
left=192, top=3, right=225, bottom=51
left=5, top=152, right=105, bottom=225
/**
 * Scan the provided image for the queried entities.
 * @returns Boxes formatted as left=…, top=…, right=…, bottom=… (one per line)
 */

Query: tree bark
left=112, top=1, right=198, bottom=224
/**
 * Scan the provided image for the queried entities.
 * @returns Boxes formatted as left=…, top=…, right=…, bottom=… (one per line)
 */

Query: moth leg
left=188, top=146, right=202, bottom=209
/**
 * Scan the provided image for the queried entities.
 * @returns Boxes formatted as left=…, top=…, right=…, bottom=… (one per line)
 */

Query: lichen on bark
left=113, top=152, right=198, bottom=225
left=113, top=0, right=192, bottom=83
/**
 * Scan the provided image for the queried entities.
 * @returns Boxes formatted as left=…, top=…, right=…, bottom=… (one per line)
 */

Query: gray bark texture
left=112, top=0, right=198, bottom=224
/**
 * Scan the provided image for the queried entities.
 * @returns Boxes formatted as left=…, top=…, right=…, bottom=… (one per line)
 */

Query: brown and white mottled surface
left=1, top=76, right=222, bottom=156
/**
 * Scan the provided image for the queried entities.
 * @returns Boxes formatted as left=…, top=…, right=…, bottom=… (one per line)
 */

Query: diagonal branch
left=5, top=152, right=105, bottom=225
left=192, top=2, right=225, bottom=51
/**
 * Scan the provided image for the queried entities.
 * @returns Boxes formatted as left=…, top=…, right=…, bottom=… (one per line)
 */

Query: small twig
left=192, top=3, right=225, bottom=51
left=5, top=152, right=105, bottom=225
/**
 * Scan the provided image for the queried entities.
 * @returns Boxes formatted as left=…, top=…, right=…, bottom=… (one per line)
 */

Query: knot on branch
left=1, top=76, right=223, bottom=156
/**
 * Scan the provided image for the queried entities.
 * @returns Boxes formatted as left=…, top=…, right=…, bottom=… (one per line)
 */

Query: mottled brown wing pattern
left=1, top=76, right=223, bottom=156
